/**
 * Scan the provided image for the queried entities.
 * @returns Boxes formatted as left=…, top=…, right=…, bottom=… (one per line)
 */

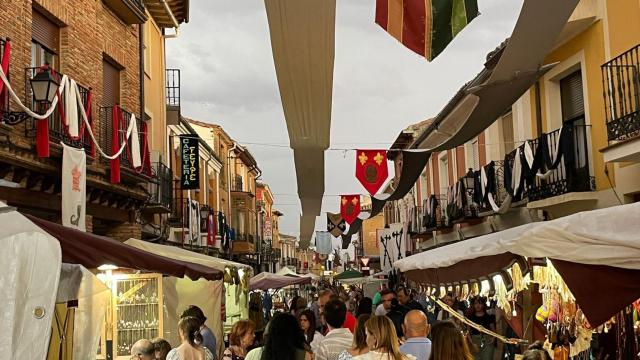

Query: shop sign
left=180, top=135, right=199, bottom=189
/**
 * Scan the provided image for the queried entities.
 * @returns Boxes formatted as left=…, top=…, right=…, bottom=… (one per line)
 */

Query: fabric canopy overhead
left=249, top=272, right=311, bottom=291
left=26, top=214, right=223, bottom=281
left=395, top=203, right=640, bottom=326
left=412, top=0, right=579, bottom=150
left=334, top=269, right=364, bottom=280
left=265, top=0, right=336, bottom=247
left=275, top=267, right=299, bottom=277
left=299, top=214, right=317, bottom=249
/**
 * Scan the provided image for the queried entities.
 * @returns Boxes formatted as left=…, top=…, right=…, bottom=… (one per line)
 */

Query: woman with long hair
left=245, top=313, right=311, bottom=360
left=223, top=319, right=256, bottom=360
left=166, top=316, right=214, bottom=360
left=337, top=314, right=371, bottom=360
left=466, top=297, right=495, bottom=360
left=298, top=309, right=324, bottom=353
left=356, top=297, right=373, bottom=317
left=352, top=315, right=415, bottom=360
left=429, top=321, right=473, bottom=360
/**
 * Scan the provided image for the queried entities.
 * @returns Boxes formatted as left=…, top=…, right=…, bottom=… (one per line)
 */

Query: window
left=31, top=9, right=59, bottom=68
left=471, top=139, right=480, bottom=170
left=102, top=59, right=121, bottom=107
left=560, top=70, right=585, bottom=125
left=500, top=112, right=515, bottom=154
left=438, top=152, right=449, bottom=195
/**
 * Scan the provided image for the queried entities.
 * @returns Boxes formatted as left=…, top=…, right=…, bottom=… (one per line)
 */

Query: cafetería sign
left=180, top=135, right=200, bottom=189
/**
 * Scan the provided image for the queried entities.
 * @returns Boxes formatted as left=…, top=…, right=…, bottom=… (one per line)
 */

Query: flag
left=327, top=213, right=346, bottom=237
left=62, top=143, right=86, bottom=231
left=340, top=195, right=361, bottom=225
left=355, top=149, right=389, bottom=195
left=315, top=231, right=332, bottom=255
left=375, top=0, right=479, bottom=61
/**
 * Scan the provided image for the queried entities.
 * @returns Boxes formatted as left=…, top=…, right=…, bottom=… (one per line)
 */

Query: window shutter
left=560, top=70, right=585, bottom=122
left=32, top=10, right=59, bottom=52
left=102, top=60, right=120, bottom=106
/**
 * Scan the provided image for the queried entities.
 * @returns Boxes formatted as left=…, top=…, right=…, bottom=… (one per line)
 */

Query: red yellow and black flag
left=375, top=0, right=479, bottom=61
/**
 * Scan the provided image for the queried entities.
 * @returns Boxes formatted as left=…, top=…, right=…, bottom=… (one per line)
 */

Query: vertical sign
left=264, top=217, right=273, bottom=241
left=180, top=135, right=200, bottom=189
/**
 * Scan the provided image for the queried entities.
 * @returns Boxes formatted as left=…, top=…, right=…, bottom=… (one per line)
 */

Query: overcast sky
left=166, top=0, right=524, bottom=238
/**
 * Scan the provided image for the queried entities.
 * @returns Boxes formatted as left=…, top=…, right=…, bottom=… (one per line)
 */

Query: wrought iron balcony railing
left=24, top=67, right=93, bottom=153
left=524, top=122, right=595, bottom=201
left=98, top=105, right=151, bottom=176
left=146, top=162, right=173, bottom=211
left=601, top=43, right=640, bottom=142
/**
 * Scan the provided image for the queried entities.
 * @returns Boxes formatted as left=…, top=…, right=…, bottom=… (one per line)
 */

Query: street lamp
left=30, top=63, right=60, bottom=104
left=462, top=168, right=475, bottom=191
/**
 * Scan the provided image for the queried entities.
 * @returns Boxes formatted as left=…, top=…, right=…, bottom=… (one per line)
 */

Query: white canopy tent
left=275, top=267, right=299, bottom=277
left=395, top=202, right=640, bottom=326
left=124, top=239, right=252, bottom=356
left=0, top=206, right=61, bottom=360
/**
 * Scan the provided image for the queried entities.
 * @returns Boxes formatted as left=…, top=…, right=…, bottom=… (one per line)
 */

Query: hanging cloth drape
left=129, top=112, right=142, bottom=168
left=110, top=105, right=122, bottom=184
left=0, top=39, right=11, bottom=108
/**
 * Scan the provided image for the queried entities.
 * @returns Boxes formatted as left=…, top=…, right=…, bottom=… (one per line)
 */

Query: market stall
left=0, top=206, right=223, bottom=360
left=124, top=239, right=252, bottom=354
left=249, top=272, right=311, bottom=291
left=395, top=203, right=640, bottom=353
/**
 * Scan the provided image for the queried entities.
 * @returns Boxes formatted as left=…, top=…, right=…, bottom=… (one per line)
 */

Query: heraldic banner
left=327, top=213, right=346, bottom=237
left=378, top=223, right=406, bottom=271
left=62, top=143, right=86, bottom=231
left=340, top=195, right=361, bottom=225
left=355, top=149, right=389, bottom=195
left=180, top=135, right=200, bottom=189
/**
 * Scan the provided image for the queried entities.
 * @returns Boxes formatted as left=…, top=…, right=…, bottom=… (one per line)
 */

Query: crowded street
left=2, top=0, right=640, bottom=359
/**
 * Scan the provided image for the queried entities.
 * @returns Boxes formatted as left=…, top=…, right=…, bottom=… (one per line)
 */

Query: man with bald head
left=130, top=339, right=155, bottom=360
left=400, top=310, right=432, bottom=360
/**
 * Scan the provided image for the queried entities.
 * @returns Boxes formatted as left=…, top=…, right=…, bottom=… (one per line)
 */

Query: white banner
left=378, top=223, right=406, bottom=271
left=315, top=231, right=332, bottom=255
left=62, top=143, right=86, bottom=231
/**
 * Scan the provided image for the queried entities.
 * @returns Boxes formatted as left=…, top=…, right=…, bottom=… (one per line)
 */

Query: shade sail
left=124, top=238, right=251, bottom=273
left=412, top=0, right=579, bottom=150
left=275, top=267, right=299, bottom=277
left=26, top=214, right=223, bottom=281
left=396, top=202, right=640, bottom=326
left=265, top=0, right=336, bottom=242
left=249, top=272, right=311, bottom=291
left=299, top=214, right=317, bottom=249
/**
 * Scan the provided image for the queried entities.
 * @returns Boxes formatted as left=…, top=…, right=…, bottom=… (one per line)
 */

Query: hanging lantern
left=29, top=63, right=60, bottom=104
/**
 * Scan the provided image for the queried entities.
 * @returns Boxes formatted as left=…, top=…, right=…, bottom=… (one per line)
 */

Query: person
left=466, top=297, right=495, bottom=360
left=245, top=313, right=311, bottom=360
left=435, top=293, right=464, bottom=322
left=131, top=339, right=155, bottom=360
left=428, top=321, right=473, bottom=360
left=181, top=305, right=217, bottom=358
left=352, top=315, right=416, bottom=360
left=310, top=293, right=321, bottom=330
left=374, top=289, right=395, bottom=316
left=396, top=286, right=424, bottom=313
left=372, top=284, right=387, bottom=310
left=386, top=298, right=408, bottom=338
left=400, top=311, right=431, bottom=360
left=295, top=297, right=309, bottom=317
left=299, top=309, right=324, bottom=353
left=337, top=314, right=371, bottom=360
left=151, top=338, right=172, bottom=360
left=319, top=290, right=356, bottom=333
left=316, top=298, right=354, bottom=360
left=356, top=297, right=373, bottom=317
left=223, top=319, right=256, bottom=360
left=167, top=316, right=214, bottom=360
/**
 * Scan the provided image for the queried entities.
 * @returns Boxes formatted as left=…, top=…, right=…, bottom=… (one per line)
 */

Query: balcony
left=144, top=162, right=172, bottom=213
left=166, top=69, right=180, bottom=125
left=600, top=43, right=640, bottom=163
left=525, top=123, right=596, bottom=215
left=423, top=195, right=451, bottom=231
left=98, top=105, right=152, bottom=181
left=231, top=174, right=244, bottom=192
left=24, top=68, right=93, bottom=154
left=103, top=0, right=147, bottom=24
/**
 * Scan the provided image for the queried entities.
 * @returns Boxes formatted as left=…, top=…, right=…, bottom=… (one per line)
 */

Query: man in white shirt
left=315, top=298, right=353, bottom=360
left=374, top=288, right=396, bottom=316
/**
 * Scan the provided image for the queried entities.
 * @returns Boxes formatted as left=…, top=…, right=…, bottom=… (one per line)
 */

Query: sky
left=166, top=0, right=524, bottom=238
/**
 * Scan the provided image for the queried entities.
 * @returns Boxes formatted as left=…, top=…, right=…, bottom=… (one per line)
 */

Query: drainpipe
left=227, top=142, right=238, bottom=229
left=253, top=166, right=262, bottom=255
left=139, top=23, right=145, bottom=144
left=160, top=0, right=181, bottom=39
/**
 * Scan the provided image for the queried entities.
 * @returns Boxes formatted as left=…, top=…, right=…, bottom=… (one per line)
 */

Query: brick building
left=0, top=0, right=185, bottom=239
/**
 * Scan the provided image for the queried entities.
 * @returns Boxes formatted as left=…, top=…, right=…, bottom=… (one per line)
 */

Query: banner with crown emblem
left=62, top=143, right=86, bottom=231
left=355, top=150, right=389, bottom=195
left=327, top=213, right=346, bottom=237
left=340, top=195, right=361, bottom=225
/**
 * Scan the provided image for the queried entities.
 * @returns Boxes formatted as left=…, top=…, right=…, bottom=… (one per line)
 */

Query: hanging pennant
left=340, top=195, right=361, bottom=225
left=355, top=149, right=389, bottom=195
left=62, top=143, right=86, bottom=231
left=315, top=231, right=332, bottom=255
left=327, top=213, right=346, bottom=237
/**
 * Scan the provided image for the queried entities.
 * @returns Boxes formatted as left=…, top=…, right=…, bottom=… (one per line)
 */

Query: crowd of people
left=128, top=284, right=549, bottom=360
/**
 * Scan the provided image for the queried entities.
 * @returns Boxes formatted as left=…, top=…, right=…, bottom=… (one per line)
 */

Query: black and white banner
left=180, top=135, right=200, bottom=189
left=378, top=223, right=406, bottom=271
left=62, top=143, right=86, bottom=231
